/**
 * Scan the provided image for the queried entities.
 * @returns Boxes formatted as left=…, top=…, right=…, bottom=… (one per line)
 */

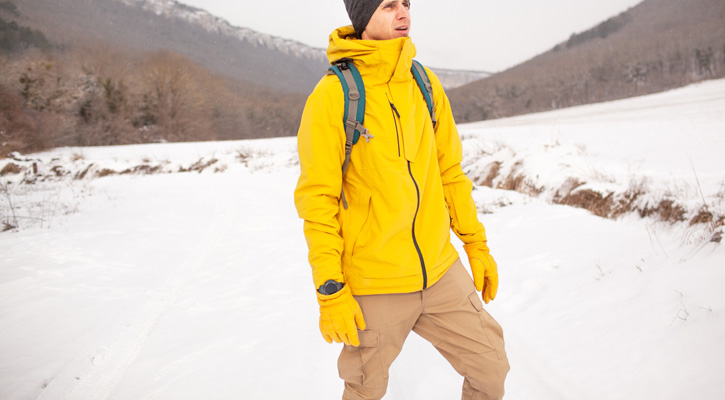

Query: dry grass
left=639, top=199, right=687, bottom=223
left=559, top=189, right=614, bottom=218
left=0, top=162, right=22, bottom=175
left=611, top=187, right=646, bottom=218
left=495, top=161, right=544, bottom=196
left=1, top=182, right=18, bottom=231
left=689, top=207, right=714, bottom=226
left=1, top=178, right=85, bottom=232
left=178, top=158, right=218, bottom=174
left=468, top=155, right=714, bottom=231
left=688, top=204, right=724, bottom=243
left=476, top=161, right=501, bottom=188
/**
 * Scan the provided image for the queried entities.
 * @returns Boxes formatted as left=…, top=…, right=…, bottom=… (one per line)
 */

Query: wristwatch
left=318, top=280, right=344, bottom=295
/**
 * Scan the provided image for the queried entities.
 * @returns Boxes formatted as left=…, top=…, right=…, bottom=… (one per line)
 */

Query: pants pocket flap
left=468, top=292, right=484, bottom=312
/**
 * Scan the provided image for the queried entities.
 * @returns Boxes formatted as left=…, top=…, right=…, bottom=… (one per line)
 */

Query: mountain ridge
left=10, top=0, right=489, bottom=92
left=115, top=0, right=328, bottom=63
left=11, top=0, right=328, bottom=93
left=448, top=0, right=725, bottom=122
left=113, top=0, right=490, bottom=90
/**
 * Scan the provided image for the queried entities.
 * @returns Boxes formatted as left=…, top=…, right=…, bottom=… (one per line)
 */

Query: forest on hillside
left=0, top=2, right=49, bottom=53
left=0, top=1, right=307, bottom=156
left=449, top=0, right=725, bottom=122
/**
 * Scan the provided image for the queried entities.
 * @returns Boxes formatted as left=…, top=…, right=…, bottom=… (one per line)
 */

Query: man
left=294, top=1, right=510, bottom=399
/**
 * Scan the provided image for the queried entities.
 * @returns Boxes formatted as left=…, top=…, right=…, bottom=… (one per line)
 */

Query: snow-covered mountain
left=115, top=0, right=327, bottom=63
left=12, top=0, right=328, bottom=92
left=11, top=0, right=488, bottom=92
left=113, top=0, right=489, bottom=89
left=431, top=68, right=492, bottom=90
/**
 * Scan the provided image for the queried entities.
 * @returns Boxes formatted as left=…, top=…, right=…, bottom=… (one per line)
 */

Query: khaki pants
left=339, top=259, right=510, bottom=400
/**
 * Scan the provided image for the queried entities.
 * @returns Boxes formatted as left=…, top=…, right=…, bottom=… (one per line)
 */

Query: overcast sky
left=177, top=0, right=643, bottom=72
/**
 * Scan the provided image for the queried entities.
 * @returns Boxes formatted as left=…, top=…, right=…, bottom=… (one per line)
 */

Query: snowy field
left=1, top=79, right=724, bottom=400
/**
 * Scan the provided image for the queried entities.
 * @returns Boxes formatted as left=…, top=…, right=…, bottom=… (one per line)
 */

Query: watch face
left=323, top=282, right=338, bottom=294
left=321, top=280, right=342, bottom=295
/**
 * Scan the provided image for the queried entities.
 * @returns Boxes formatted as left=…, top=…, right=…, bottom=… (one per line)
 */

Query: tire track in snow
left=53, top=190, right=238, bottom=400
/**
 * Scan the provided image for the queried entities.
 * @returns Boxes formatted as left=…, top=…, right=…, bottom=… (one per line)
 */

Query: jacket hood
left=327, top=25, right=417, bottom=85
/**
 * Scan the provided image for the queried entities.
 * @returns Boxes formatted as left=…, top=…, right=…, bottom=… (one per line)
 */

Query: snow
left=461, top=79, right=725, bottom=235
left=2, top=79, right=725, bottom=399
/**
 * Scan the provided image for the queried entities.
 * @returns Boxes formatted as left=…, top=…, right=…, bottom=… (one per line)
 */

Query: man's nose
left=396, top=5, right=409, bottom=20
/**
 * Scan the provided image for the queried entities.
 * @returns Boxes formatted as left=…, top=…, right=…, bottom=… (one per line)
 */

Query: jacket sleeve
left=294, top=77, right=347, bottom=289
left=426, top=68, right=488, bottom=245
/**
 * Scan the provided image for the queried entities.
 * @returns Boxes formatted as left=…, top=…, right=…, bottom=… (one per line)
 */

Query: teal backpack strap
left=410, top=59, right=437, bottom=128
left=328, top=59, right=373, bottom=209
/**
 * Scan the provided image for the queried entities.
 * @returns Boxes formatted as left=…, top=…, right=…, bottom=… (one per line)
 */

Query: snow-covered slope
left=1, top=80, right=724, bottom=399
left=461, top=78, right=725, bottom=243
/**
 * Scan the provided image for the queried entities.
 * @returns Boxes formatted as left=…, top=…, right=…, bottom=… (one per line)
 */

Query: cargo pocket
left=468, top=292, right=506, bottom=361
left=337, top=329, right=385, bottom=387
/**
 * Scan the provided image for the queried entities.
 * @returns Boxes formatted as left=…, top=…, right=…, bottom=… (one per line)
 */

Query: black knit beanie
left=343, top=0, right=385, bottom=37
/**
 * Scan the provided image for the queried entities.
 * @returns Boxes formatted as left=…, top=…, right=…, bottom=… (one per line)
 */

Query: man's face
left=361, top=0, right=411, bottom=41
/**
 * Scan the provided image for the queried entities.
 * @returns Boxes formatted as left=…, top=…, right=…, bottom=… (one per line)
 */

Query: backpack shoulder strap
left=410, top=59, right=437, bottom=128
left=327, top=59, right=373, bottom=209
left=328, top=59, right=373, bottom=147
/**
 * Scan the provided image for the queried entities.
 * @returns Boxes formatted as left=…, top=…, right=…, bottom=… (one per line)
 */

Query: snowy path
left=2, top=168, right=723, bottom=399
left=56, top=177, right=238, bottom=400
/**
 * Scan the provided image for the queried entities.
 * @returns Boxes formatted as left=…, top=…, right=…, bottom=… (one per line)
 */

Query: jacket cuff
left=316, top=284, right=351, bottom=304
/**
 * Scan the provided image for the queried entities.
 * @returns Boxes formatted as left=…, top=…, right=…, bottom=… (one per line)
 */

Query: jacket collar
left=327, top=25, right=417, bottom=85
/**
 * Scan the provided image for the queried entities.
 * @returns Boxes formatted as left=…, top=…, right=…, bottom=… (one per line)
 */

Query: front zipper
left=408, top=161, right=428, bottom=290
left=389, top=96, right=427, bottom=290
left=387, top=95, right=401, bottom=157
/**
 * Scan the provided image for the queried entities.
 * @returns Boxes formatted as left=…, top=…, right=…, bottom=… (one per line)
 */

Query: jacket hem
left=347, top=249, right=460, bottom=296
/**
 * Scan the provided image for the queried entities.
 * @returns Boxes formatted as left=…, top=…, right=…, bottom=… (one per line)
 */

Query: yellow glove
left=317, top=285, right=366, bottom=346
left=463, top=242, right=499, bottom=304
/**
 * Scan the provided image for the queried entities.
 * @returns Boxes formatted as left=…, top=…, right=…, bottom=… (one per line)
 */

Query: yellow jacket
left=294, top=26, right=486, bottom=296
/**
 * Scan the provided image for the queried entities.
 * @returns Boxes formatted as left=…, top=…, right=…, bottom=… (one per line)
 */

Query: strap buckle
left=360, top=128, right=373, bottom=143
